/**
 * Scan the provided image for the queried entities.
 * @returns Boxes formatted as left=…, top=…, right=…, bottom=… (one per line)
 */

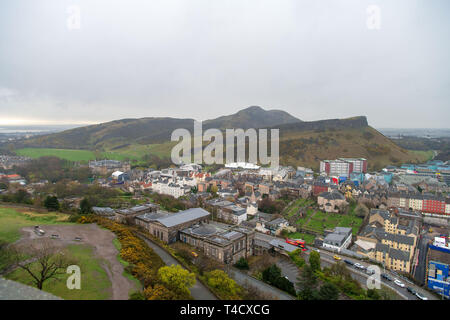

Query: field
left=305, top=210, right=362, bottom=235
left=6, top=244, right=112, bottom=300
left=0, top=207, right=139, bottom=300
left=16, top=147, right=138, bottom=162
left=0, top=207, right=71, bottom=243
left=15, top=142, right=175, bottom=163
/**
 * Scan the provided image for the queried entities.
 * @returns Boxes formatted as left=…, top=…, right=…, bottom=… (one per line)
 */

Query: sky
left=0, top=0, right=449, bottom=128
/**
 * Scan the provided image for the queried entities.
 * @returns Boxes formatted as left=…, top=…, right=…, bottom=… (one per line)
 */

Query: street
left=254, top=232, right=438, bottom=300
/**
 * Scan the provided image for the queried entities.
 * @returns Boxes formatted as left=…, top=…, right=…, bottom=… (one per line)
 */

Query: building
left=387, top=192, right=449, bottom=215
left=112, top=171, right=128, bottom=184
left=339, top=158, right=367, bottom=173
left=179, top=223, right=255, bottom=264
left=113, top=203, right=159, bottom=223
left=320, top=158, right=367, bottom=177
left=356, top=209, right=420, bottom=273
left=322, top=227, right=353, bottom=252
left=317, top=191, right=347, bottom=213
left=144, top=207, right=211, bottom=243
left=427, top=240, right=450, bottom=299
left=207, top=199, right=248, bottom=225
left=89, top=159, right=130, bottom=175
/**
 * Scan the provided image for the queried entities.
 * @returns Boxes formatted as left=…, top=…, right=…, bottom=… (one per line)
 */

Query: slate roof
left=156, top=208, right=210, bottom=228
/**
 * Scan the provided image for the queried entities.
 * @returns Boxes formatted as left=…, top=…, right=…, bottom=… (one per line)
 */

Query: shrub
left=234, top=257, right=249, bottom=270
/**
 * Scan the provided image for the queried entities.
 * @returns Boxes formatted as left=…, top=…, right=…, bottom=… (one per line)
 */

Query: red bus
left=285, top=238, right=305, bottom=247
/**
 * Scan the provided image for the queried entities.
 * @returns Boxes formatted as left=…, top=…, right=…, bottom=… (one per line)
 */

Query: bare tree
left=12, top=240, right=75, bottom=290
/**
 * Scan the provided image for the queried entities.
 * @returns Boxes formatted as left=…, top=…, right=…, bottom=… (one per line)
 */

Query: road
left=254, top=232, right=437, bottom=300
left=136, top=233, right=217, bottom=300
left=413, top=231, right=430, bottom=286
left=226, top=267, right=295, bottom=300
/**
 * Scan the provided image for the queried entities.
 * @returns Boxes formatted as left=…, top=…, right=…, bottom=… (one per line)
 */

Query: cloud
left=0, top=0, right=449, bottom=128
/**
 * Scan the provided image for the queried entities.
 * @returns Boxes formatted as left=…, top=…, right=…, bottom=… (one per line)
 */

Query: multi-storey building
left=320, top=158, right=367, bottom=177
left=387, top=192, right=449, bottom=215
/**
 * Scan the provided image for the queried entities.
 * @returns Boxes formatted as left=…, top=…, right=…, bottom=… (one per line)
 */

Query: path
left=135, top=233, right=217, bottom=300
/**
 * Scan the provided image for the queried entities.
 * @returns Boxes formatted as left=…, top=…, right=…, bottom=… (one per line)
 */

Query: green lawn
left=15, top=147, right=141, bottom=162
left=0, top=207, right=70, bottom=243
left=304, top=209, right=362, bottom=235
left=287, top=232, right=316, bottom=245
left=6, top=244, right=112, bottom=300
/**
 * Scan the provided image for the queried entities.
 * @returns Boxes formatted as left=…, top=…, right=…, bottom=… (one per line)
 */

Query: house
left=317, top=191, right=347, bottom=213
left=322, top=227, right=353, bottom=252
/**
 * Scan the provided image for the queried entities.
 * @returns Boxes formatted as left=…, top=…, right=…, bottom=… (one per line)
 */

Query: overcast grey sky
left=0, top=0, right=449, bottom=128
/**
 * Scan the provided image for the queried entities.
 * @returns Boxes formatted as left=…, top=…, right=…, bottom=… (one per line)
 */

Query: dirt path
left=16, top=224, right=137, bottom=300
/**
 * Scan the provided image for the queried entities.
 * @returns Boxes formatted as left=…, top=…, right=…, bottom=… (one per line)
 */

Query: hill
left=7, top=107, right=431, bottom=169
left=203, top=105, right=301, bottom=130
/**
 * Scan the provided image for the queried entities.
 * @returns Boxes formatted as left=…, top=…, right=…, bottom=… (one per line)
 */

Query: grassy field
left=16, top=148, right=99, bottom=162
left=0, top=207, right=71, bottom=243
left=283, top=197, right=363, bottom=236
left=16, top=143, right=174, bottom=163
left=284, top=198, right=315, bottom=218
left=286, top=232, right=316, bottom=245
left=6, top=244, right=112, bottom=300
left=302, top=210, right=363, bottom=235
left=16, top=147, right=138, bottom=162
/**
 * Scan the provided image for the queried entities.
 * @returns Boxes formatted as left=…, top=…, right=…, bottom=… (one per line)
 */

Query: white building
left=322, top=227, right=353, bottom=252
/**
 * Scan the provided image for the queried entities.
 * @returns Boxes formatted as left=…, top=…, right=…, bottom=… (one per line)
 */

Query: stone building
left=179, top=223, right=255, bottom=264
left=145, top=207, right=211, bottom=243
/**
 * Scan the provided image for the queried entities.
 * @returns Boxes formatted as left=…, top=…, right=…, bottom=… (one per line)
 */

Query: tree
left=367, top=288, right=381, bottom=300
left=79, top=198, right=92, bottom=214
left=234, top=257, right=249, bottom=270
left=144, top=284, right=177, bottom=300
left=0, top=241, right=15, bottom=274
left=354, top=203, right=369, bottom=218
left=205, top=270, right=241, bottom=299
left=12, top=240, right=75, bottom=290
left=318, top=282, right=339, bottom=300
left=309, top=250, right=321, bottom=272
left=297, top=265, right=319, bottom=300
left=157, top=264, right=196, bottom=297
left=13, top=189, right=31, bottom=204
left=44, top=195, right=60, bottom=211
left=210, top=185, right=218, bottom=194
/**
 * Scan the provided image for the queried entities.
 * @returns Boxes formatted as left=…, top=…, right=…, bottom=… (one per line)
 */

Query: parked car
left=191, top=251, right=198, bottom=258
left=366, top=268, right=375, bottom=275
left=333, top=255, right=342, bottom=261
left=344, top=259, right=354, bottom=266
left=74, top=237, right=82, bottom=241
left=382, top=273, right=393, bottom=281
left=415, top=292, right=428, bottom=300
left=354, top=263, right=363, bottom=269
left=394, top=279, right=405, bottom=287
left=407, top=287, right=416, bottom=295
left=50, top=234, right=59, bottom=239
